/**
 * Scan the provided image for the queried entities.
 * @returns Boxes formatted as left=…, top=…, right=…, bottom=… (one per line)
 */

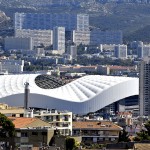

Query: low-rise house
left=0, top=104, right=72, bottom=136
left=72, top=121, right=122, bottom=144
left=9, top=117, right=54, bottom=149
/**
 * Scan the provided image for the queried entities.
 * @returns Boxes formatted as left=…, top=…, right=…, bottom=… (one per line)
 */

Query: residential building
left=4, top=37, right=33, bottom=50
left=72, top=30, right=90, bottom=45
left=130, top=41, right=143, bottom=49
left=28, top=109, right=72, bottom=136
left=67, top=45, right=77, bottom=60
left=53, top=27, right=65, bottom=55
left=90, top=29, right=122, bottom=45
left=117, top=112, right=133, bottom=128
left=137, top=44, right=150, bottom=58
left=35, top=48, right=45, bottom=57
left=139, top=57, right=150, bottom=116
left=58, top=65, right=97, bottom=73
left=0, top=59, right=24, bottom=73
left=15, top=29, right=53, bottom=47
left=14, top=13, right=89, bottom=31
left=0, top=104, right=72, bottom=136
left=97, top=65, right=110, bottom=75
left=8, top=117, right=54, bottom=149
left=114, top=45, right=127, bottom=59
left=72, top=121, right=122, bottom=144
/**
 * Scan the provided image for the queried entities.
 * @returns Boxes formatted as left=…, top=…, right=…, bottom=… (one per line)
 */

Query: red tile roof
left=73, top=121, right=122, bottom=130
left=8, top=117, right=38, bottom=128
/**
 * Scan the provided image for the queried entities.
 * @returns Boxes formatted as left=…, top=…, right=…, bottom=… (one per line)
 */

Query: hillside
left=124, top=25, right=150, bottom=42
left=0, top=1, right=150, bottom=41
left=0, top=11, right=10, bottom=29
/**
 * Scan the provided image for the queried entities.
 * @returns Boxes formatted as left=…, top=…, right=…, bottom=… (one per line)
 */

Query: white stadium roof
left=0, top=74, right=139, bottom=114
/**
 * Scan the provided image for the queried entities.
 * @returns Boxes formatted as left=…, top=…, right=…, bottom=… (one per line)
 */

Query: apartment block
left=72, top=121, right=122, bottom=144
left=0, top=59, right=24, bottom=73
left=139, top=57, right=150, bottom=116
left=53, top=27, right=65, bottom=54
left=31, top=109, right=72, bottom=136
left=14, top=13, right=89, bottom=31
left=114, top=44, right=127, bottom=59
left=5, top=37, right=33, bottom=50
left=137, top=44, right=150, bottom=58
left=90, top=29, right=123, bottom=45
left=15, top=29, right=53, bottom=47
left=72, top=30, right=90, bottom=45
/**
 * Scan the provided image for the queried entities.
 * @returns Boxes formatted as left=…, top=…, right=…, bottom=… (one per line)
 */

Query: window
left=32, top=132, right=38, bottom=135
left=12, top=114, right=16, bottom=117
left=20, top=114, right=24, bottom=117
left=21, top=132, right=28, bottom=137
left=42, top=132, right=47, bottom=135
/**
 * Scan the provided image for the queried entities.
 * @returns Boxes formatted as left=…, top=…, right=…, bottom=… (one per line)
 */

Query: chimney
left=24, top=82, right=30, bottom=110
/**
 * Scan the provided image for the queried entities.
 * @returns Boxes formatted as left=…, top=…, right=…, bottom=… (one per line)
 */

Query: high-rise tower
left=53, top=27, right=65, bottom=55
left=139, top=57, right=150, bottom=116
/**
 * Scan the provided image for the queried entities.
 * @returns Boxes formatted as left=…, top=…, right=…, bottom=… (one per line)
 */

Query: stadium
left=0, top=74, right=139, bottom=114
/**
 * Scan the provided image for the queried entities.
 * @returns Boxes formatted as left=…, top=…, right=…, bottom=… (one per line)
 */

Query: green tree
left=66, top=137, right=77, bottom=150
left=144, top=120, right=150, bottom=136
left=0, top=113, right=15, bottom=138
left=134, top=130, right=150, bottom=141
left=118, top=129, right=131, bottom=142
left=134, top=120, right=150, bottom=141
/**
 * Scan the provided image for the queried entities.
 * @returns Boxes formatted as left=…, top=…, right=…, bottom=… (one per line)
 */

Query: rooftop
left=134, top=143, right=150, bottom=150
left=72, top=121, right=122, bottom=130
left=8, top=117, right=50, bottom=129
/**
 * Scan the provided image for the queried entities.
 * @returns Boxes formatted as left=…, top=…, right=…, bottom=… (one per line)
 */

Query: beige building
left=15, top=29, right=53, bottom=47
left=72, top=121, right=122, bottom=144
left=72, top=30, right=90, bottom=46
left=0, top=103, right=25, bottom=117
left=8, top=117, right=54, bottom=149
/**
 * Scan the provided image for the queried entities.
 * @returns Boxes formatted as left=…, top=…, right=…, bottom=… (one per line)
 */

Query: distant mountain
left=124, top=25, right=150, bottom=42
left=0, top=1, right=150, bottom=42
left=0, top=11, right=10, bottom=29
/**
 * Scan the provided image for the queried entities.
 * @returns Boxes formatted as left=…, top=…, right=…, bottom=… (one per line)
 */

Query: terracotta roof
left=134, top=143, right=150, bottom=150
left=73, top=121, right=122, bottom=130
left=109, top=65, right=135, bottom=70
left=8, top=117, right=38, bottom=128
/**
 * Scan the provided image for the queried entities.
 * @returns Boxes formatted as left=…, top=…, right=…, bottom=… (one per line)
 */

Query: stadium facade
left=0, top=74, right=139, bottom=114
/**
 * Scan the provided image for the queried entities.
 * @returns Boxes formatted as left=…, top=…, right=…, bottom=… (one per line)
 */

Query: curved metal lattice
left=35, top=75, right=66, bottom=89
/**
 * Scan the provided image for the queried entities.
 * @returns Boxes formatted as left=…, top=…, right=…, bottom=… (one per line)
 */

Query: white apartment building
left=139, top=57, right=150, bottom=116
left=137, top=45, right=150, bottom=58
left=53, top=27, right=65, bottom=55
left=15, top=29, right=53, bottom=47
left=14, top=13, right=89, bottom=31
left=27, top=109, right=72, bottom=136
left=0, top=59, right=24, bottom=73
left=114, top=44, right=127, bottom=59
left=5, top=37, right=33, bottom=50
left=72, top=30, right=90, bottom=46
left=67, top=45, right=77, bottom=60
